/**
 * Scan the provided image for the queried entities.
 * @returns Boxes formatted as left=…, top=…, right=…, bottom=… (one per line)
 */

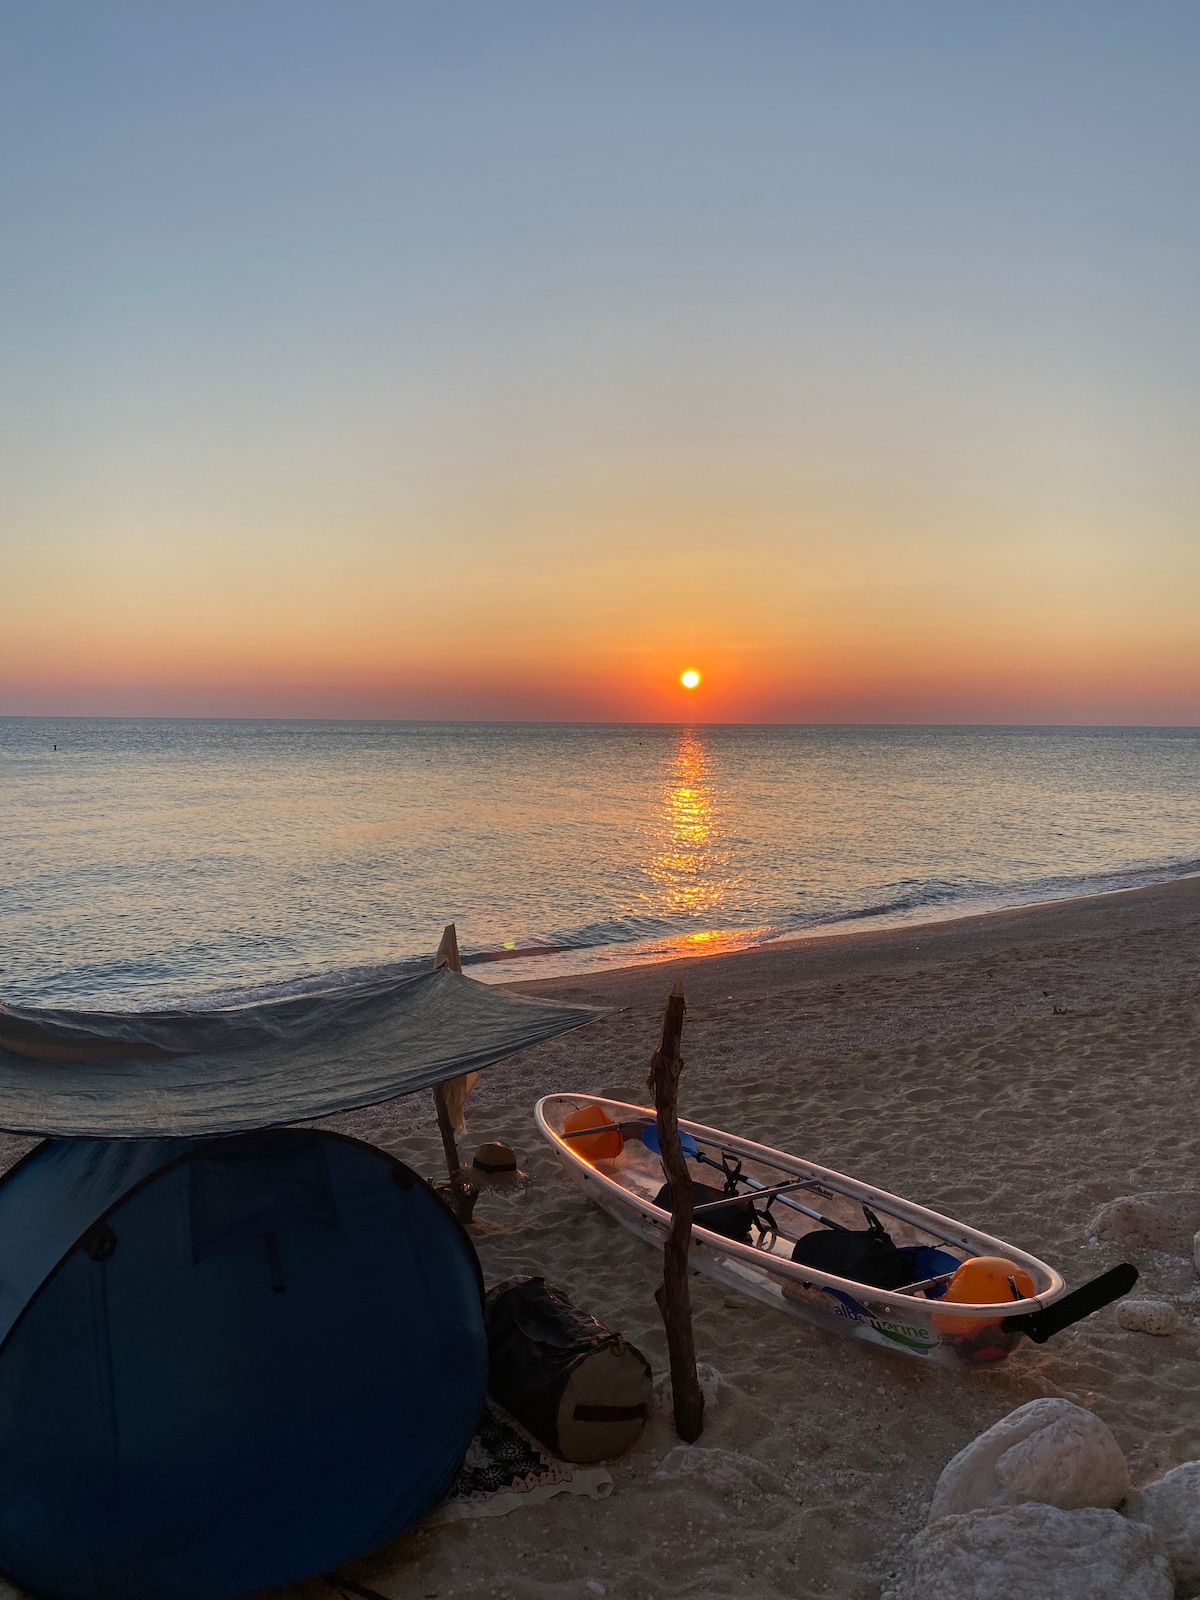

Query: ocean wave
left=123, top=852, right=1200, bottom=1008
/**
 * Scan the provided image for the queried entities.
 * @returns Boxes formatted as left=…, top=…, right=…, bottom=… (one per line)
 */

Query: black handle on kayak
left=1001, top=1263, right=1139, bottom=1344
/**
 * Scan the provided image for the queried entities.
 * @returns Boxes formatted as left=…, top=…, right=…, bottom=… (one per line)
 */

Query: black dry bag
left=790, top=1207, right=923, bottom=1291
left=484, top=1277, right=653, bottom=1463
left=653, top=1180, right=756, bottom=1242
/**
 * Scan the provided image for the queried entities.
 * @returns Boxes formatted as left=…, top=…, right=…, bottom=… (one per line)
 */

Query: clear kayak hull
left=535, top=1094, right=1065, bottom=1367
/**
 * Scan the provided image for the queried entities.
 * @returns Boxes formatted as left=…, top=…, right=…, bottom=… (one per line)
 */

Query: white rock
left=1194, top=1228, right=1200, bottom=1277
left=655, top=1444, right=782, bottom=1498
left=891, top=1504, right=1171, bottom=1600
left=696, top=1362, right=723, bottom=1408
left=928, top=1398, right=1130, bottom=1522
left=1118, top=1299, right=1182, bottom=1336
left=1129, top=1461, right=1200, bottom=1596
left=1089, top=1191, right=1200, bottom=1253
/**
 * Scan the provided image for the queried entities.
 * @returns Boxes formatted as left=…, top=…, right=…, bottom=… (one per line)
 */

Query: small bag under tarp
left=790, top=1206, right=926, bottom=1291
left=653, top=1180, right=756, bottom=1242
left=484, top=1277, right=653, bottom=1463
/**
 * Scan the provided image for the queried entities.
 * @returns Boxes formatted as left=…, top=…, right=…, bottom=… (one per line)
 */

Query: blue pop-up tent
left=0, top=970, right=601, bottom=1600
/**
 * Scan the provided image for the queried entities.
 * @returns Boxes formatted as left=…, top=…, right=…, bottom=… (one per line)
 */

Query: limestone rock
left=1118, top=1299, right=1182, bottom=1336
left=1130, top=1461, right=1200, bottom=1596
left=928, top=1397, right=1130, bottom=1522
left=890, top=1504, right=1171, bottom=1600
left=1089, top=1191, right=1200, bottom=1253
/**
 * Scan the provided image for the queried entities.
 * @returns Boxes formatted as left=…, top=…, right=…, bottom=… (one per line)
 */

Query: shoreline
left=500, top=869, right=1200, bottom=1008
left=462, top=864, right=1200, bottom=987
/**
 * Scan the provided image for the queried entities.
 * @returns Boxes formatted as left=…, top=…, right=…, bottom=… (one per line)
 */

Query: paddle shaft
left=690, top=1176, right=823, bottom=1217
left=693, top=1149, right=851, bottom=1232
left=689, top=1132, right=967, bottom=1251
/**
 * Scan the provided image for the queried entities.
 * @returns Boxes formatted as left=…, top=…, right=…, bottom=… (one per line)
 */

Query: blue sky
left=3, top=3, right=1199, bottom=719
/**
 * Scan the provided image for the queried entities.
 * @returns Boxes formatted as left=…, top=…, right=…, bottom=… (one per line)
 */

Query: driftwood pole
left=648, top=980, right=704, bottom=1442
left=432, top=924, right=479, bottom=1224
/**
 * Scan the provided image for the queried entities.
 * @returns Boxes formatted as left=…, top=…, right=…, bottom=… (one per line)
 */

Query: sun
left=680, top=669, right=701, bottom=690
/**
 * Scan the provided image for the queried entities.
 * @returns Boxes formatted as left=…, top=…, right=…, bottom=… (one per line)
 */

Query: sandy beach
left=250, top=876, right=1200, bottom=1599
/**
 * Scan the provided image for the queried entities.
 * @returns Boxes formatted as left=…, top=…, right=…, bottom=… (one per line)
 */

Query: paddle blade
left=1002, top=1262, right=1139, bottom=1344
left=642, top=1124, right=700, bottom=1160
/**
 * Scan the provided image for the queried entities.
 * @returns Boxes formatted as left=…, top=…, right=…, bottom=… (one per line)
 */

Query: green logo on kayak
left=821, top=1288, right=939, bottom=1352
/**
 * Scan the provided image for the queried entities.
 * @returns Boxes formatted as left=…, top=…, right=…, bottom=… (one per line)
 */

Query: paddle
left=560, top=1120, right=649, bottom=1144
left=1001, top=1262, right=1139, bottom=1344
left=641, top=1123, right=699, bottom=1159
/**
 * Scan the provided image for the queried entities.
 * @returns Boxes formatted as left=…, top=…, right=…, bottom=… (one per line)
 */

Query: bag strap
left=861, top=1205, right=891, bottom=1239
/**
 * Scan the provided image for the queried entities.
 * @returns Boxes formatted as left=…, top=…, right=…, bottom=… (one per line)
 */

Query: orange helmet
left=933, top=1255, right=1035, bottom=1338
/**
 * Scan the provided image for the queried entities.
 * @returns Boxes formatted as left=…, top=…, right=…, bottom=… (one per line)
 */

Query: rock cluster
left=889, top=1398, right=1200, bottom=1599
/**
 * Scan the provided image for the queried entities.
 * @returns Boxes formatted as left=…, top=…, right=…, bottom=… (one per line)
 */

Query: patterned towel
left=426, top=1402, right=614, bottom=1522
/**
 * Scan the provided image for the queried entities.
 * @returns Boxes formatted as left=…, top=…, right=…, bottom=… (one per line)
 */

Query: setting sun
left=681, top=669, right=701, bottom=690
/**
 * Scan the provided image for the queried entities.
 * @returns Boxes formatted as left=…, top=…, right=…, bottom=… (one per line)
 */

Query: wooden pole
left=648, top=981, right=704, bottom=1442
left=432, top=924, right=478, bottom=1224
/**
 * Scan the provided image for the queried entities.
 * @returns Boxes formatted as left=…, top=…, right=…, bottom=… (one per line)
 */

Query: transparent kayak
left=535, top=1093, right=1068, bottom=1367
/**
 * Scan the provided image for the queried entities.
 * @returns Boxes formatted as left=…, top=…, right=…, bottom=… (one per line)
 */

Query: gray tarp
left=0, top=969, right=603, bottom=1139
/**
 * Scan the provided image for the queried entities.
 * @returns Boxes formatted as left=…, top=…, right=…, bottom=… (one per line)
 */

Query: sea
left=2, top=719, right=1200, bottom=1009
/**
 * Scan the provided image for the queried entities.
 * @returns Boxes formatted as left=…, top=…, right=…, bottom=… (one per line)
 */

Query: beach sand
left=14, top=878, right=1194, bottom=1600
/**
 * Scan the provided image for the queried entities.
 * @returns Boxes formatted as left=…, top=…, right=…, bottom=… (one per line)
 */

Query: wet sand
left=284, top=875, right=1200, bottom=1600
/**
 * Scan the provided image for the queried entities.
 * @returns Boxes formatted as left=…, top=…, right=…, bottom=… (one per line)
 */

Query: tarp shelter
left=0, top=970, right=604, bottom=1600
left=0, top=966, right=600, bottom=1137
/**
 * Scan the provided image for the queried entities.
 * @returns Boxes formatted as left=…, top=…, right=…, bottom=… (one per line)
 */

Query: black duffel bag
left=790, top=1206, right=924, bottom=1291
left=484, top=1277, right=653, bottom=1463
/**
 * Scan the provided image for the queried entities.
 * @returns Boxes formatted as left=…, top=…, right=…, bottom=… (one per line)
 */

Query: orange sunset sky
left=3, top=5, right=1198, bottom=724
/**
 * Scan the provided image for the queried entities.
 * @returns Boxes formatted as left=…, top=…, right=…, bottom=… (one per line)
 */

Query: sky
left=2, top=2, right=1198, bottom=723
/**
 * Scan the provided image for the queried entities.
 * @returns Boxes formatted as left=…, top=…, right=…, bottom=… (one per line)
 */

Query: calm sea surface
left=2, top=720, right=1200, bottom=1008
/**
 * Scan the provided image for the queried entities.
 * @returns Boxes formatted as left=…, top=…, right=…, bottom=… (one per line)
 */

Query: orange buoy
left=933, top=1255, right=1036, bottom=1339
left=561, top=1103, right=623, bottom=1163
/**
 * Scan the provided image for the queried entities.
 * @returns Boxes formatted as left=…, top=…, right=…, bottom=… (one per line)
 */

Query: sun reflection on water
left=646, top=729, right=731, bottom=919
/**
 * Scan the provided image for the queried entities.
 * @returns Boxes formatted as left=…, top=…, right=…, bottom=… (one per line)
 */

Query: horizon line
left=3, top=714, right=1200, bottom=733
